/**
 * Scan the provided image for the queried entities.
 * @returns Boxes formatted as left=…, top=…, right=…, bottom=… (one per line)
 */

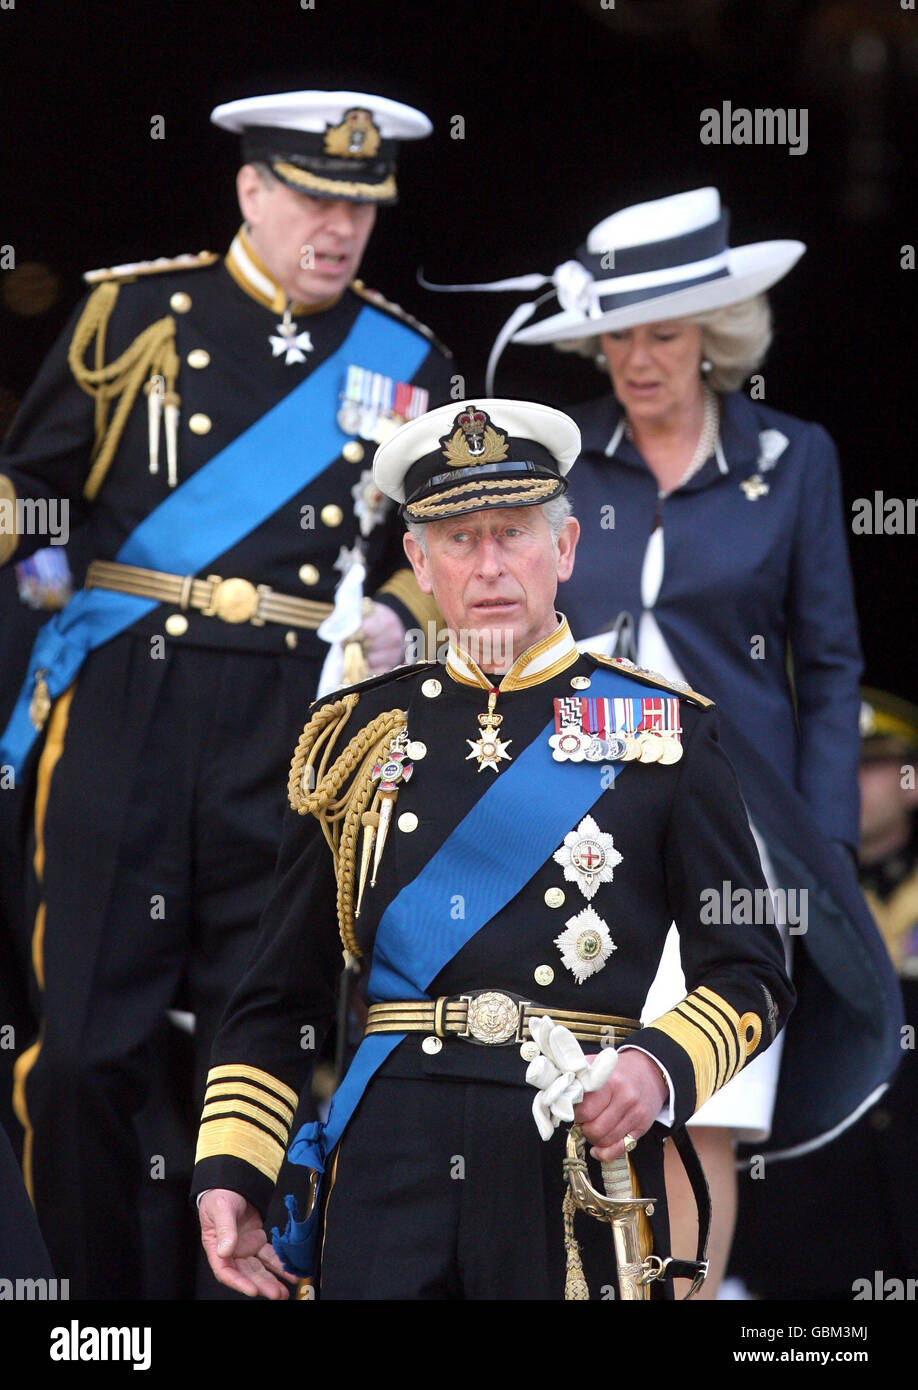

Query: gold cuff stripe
left=740, top=1011, right=763, bottom=1055
left=646, top=1008, right=719, bottom=1110
left=689, top=991, right=744, bottom=1082
left=376, top=568, right=443, bottom=633
left=195, top=1115, right=286, bottom=1183
left=0, top=474, right=19, bottom=565
left=695, top=984, right=762, bottom=1067
left=681, top=996, right=737, bottom=1089
left=201, top=1098, right=289, bottom=1146
left=205, top=1063, right=298, bottom=1111
left=204, top=1081, right=294, bottom=1127
left=697, top=985, right=763, bottom=1064
left=272, top=161, right=397, bottom=202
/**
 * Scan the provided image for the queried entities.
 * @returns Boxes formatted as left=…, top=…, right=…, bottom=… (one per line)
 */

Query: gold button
left=188, top=413, right=212, bottom=435
left=342, top=441, right=365, bottom=463
left=421, top=679, right=441, bottom=698
left=570, top=675, right=592, bottom=690
left=397, top=811, right=418, bottom=833
left=534, top=965, right=554, bottom=987
left=298, top=563, right=320, bottom=586
left=285, top=630, right=298, bottom=650
left=165, top=614, right=188, bottom=637
left=321, top=504, right=343, bottom=527
left=170, top=291, right=192, bottom=313
left=520, top=1040, right=540, bottom=1062
left=186, top=348, right=210, bottom=369
left=406, top=740, right=427, bottom=760
left=544, top=887, right=566, bottom=909
left=421, top=1036, right=442, bottom=1055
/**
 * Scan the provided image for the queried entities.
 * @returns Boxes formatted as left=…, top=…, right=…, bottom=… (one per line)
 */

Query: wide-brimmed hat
left=211, top=90, right=432, bottom=204
left=420, top=187, right=804, bottom=389
left=373, top=399, right=579, bottom=522
left=514, top=187, right=804, bottom=344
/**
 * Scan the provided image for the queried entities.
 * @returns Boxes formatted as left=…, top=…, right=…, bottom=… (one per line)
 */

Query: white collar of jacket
left=445, top=613, right=579, bottom=692
left=224, top=226, right=343, bottom=316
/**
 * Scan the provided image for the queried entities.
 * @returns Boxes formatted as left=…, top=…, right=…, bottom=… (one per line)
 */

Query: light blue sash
left=0, top=305, right=428, bottom=772
left=276, top=665, right=641, bottom=1273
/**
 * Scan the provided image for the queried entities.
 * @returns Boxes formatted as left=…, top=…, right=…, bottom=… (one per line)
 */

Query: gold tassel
left=563, top=1186, right=590, bottom=1300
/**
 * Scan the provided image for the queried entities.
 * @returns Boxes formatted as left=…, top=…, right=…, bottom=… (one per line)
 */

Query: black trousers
left=17, top=635, right=318, bottom=1299
left=319, top=1075, right=670, bottom=1300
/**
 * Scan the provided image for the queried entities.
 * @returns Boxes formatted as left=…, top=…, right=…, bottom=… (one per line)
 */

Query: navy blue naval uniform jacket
left=562, top=390, right=863, bottom=851
left=0, top=235, right=454, bottom=658
left=191, top=623, right=794, bottom=1290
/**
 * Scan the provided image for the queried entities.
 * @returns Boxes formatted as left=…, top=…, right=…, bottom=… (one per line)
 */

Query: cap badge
left=324, top=108, right=382, bottom=159
left=439, top=406, right=509, bottom=468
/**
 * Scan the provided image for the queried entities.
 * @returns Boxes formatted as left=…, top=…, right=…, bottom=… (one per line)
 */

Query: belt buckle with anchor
left=459, top=990, right=527, bottom=1045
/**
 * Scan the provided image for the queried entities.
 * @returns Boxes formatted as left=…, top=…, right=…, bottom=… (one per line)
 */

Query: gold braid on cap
left=406, top=475, right=559, bottom=520
left=67, top=282, right=180, bottom=500
left=287, top=694, right=407, bottom=966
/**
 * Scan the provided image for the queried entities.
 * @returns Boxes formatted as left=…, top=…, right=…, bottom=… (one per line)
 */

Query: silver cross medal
left=270, top=306, right=313, bottom=365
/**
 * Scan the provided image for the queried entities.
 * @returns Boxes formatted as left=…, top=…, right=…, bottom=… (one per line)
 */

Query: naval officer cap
left=210, top=90, right=432, bottom=204
left=374, top=399, right=580, bottom=522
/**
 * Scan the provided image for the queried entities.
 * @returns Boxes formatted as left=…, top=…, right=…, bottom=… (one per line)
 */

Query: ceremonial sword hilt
left=564, top=1124, right=658, bottom=1300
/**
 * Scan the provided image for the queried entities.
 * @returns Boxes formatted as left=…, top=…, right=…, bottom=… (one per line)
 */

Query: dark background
left=2, top=0, right=915, bottom=696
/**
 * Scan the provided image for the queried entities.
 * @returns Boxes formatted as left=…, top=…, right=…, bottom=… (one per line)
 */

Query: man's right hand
left=198, top=1188, right=298, bottom=1299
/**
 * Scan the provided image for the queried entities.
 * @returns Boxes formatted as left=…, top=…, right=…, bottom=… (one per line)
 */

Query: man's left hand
left=573, top=1049, right=668, bottom=1161
left=362, top=602, right=406, bottom=673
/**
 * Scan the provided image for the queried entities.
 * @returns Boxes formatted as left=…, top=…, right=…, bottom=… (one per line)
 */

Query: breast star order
left=552, top=813, right=622, bottom=901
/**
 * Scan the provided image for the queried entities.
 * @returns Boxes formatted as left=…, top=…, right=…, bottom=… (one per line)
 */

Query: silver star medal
left=554, top=904, right=617, bottom=984
left=270, top=307, right=313, bottom=365
left=552, top=814, right=622, bottom=900
left=351, top=469, right=390, bottom=537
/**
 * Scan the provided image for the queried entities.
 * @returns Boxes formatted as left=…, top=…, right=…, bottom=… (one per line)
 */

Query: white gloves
left=525, top=1015, right=618, bottom=1141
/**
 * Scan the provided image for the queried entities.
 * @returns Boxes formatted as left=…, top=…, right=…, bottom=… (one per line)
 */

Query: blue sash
left=0, top=305, right=428, bottom=773
left=275, top=665, right=641, bottom=1274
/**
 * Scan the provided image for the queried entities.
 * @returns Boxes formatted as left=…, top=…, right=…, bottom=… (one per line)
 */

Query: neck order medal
left=467, top=688, right=512, bottom=773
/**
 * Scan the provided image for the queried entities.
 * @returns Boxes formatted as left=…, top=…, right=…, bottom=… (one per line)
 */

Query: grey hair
left=405, top=493, right=573, bottom=556
left=249, top=160, right=277, bottom=188
left=553, top=293, right=773, bottom=393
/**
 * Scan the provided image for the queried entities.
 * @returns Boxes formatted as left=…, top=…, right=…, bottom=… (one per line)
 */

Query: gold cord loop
left=68, top=282, right=180, bottom=500
left=287, top=696, right=407, bottom=963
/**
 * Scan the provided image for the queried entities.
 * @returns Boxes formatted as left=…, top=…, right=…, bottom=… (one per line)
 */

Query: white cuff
left=617, top=1045, right=676, bottom=1126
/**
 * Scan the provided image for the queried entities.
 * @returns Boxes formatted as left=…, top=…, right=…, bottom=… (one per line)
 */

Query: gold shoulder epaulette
left=587, top=652, right=715, bottom=708
left=350, top=279, right=452, bottom=358
left=83, top=251, right=218, bottom=285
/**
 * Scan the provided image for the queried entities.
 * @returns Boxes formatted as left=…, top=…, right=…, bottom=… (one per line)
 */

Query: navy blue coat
left=562, top=389, right=903, bottom=1155
left=563, top=389, right=863, bottom=850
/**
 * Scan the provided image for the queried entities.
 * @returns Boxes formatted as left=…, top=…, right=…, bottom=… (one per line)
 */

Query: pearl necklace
left=624, top=385, right=720, bottom=497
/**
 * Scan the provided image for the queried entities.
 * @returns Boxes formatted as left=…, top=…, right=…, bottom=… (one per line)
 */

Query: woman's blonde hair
left=555, top=293, right=773, bottom=393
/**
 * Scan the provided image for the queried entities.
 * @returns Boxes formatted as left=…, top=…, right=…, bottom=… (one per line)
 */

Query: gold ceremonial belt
left=365, top=991, right=640, bottom=1047
left=84, top=560, right=334, bottom=630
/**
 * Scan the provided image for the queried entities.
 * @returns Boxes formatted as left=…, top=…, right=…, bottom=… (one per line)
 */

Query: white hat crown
left=586, top=187, right=722, bottom=256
